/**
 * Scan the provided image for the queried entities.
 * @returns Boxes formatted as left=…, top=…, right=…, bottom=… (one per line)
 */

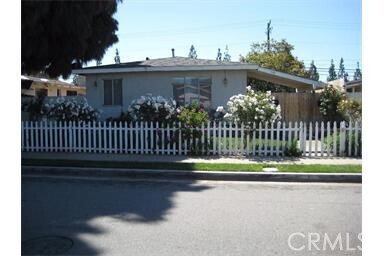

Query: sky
left=84, top=0, right=362, bottom=82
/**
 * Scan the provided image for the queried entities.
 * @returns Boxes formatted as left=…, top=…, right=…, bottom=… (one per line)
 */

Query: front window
left=172, top=77, right=211, bottom=108
left=103, top=79, right=122, bottom=106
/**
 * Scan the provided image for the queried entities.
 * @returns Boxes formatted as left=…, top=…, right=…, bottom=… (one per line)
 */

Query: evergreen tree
left=114, top=49, right=121, bottom=64
left=344, top=72, right=349, bottom=82
left=216, top=48, right=222, bottom=61
left=338, top=57, right=345, bottom=79
left=22, top=0, right=121, bottom=79
left=327, top=59, right=338, bottom=81
left=188, top=45, right=197, bottom=59
left=223, top=45, right=231, bottom=62
left=308, top=60, right=319, bottom=81
left=353, top=61, right=362, bottom=80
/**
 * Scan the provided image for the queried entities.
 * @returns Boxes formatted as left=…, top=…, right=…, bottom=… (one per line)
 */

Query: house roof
left=73, top=57, right=321, bottom=89
left=21, top=75, right=84, bottom=89
left=345, top=79, right=362, bottom=89
left=76, top=57, right=250, bottom=71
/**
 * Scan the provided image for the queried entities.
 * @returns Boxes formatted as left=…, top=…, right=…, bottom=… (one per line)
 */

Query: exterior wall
left=85, top=70, right=247, bottom=120
left=31, top=84, right=86, bottom=97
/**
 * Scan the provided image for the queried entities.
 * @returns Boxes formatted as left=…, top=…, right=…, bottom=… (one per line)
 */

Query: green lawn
left=22, top=158, right=362, bottom=173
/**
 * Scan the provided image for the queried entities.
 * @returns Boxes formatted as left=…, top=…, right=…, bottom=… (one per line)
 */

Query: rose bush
left=44, top=97, right=100, bottom=122
left=127, top=94, right=178, bottom=123
left=217, top=86, right=281, bottom=124
left=337, top=99, right=362, bottom=122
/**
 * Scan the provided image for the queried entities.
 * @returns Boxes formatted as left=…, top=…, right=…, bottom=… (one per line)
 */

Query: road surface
left=22, top=176, right=361, bottom=255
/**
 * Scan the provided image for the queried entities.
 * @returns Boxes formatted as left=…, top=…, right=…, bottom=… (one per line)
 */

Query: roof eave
left=73, top=64, right=260, bottom=75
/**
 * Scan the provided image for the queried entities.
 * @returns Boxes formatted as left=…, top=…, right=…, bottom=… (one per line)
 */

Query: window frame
left=103, top=79, right=123, bottom=106
left=172, top=77, right=212, bottom=108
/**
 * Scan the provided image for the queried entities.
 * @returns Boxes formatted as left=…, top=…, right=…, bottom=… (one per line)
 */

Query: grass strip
left=22, top=158, right=362, bottom=173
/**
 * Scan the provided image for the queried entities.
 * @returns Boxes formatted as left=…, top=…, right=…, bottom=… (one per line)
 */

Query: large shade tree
left=22, top=0, right=121, bottom=79
left=241, top=39, right=310, bottom=92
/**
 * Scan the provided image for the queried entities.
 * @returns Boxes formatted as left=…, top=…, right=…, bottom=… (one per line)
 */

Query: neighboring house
left=345, top=79, right=362, bottom=102
left=21, top=75, right=86, bottom=97
left=320, top=78, right=362, bottom=103
left=73, top=56, right=321, bottom=120
left=326, top=78, right=346, bottom=92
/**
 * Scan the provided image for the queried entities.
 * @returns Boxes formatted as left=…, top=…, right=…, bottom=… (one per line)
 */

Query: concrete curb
left=22, top=166, right=362, bottom=183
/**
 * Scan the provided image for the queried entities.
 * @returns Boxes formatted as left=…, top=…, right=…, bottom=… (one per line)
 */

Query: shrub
left=44, top=97, right=100, bottom=122
left=337, top=99, right=362, bottom=122
left=106, top=111, right=133, bottom=124
left=177, top=103, right=209, bottom=155
left=21, top=91, right=46, bottom=121
left=217, top=86, right=281, bottom=125
left=177, top=102, right=209, bottom=127
left=127, top=94, right=177, bottom=123
left=319, top=85, right=345, bottom=121
left=284, top=140, right=302, bottom=157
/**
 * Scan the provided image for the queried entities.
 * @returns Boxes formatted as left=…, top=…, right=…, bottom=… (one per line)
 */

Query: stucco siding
left=85, top=70, right=247, bottom=120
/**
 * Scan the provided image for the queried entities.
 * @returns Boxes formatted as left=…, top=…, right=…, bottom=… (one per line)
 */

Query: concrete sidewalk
left=22, top=152, right=362, bottom=165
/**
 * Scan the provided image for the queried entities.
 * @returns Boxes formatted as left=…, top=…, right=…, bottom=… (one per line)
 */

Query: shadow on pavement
left=22, top=176, right=210, bottom=255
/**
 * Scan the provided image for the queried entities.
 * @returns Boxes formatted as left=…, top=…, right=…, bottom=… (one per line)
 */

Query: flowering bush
left=217, top=86, right=281, bottom=124
left=337, top=99, right=362, bottom=122
left=319, top=85, right=345, bottom=121
left=44, top=97, right=100, bottom=122
left=127, top=94, right=178, bottom=123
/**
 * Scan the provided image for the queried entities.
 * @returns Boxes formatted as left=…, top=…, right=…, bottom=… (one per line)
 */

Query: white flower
left=216, top=106, right=225, bottom=113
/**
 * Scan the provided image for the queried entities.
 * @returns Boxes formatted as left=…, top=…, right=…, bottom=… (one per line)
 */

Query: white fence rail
left=21, top=121, right=361, bottom=157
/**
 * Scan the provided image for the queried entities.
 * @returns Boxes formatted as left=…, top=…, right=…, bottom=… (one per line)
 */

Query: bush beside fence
left=21, top=121, right=361, bottom=157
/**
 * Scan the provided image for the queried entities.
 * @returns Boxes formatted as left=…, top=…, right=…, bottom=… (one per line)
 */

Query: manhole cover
left=22, top=236, right=73, bottom=255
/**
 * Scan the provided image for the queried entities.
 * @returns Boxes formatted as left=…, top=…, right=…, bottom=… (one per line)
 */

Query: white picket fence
left=21, top=121, right=361, bottom=157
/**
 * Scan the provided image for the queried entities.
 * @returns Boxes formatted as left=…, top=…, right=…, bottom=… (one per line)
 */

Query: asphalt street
left=22, top=176, right=361, bottom=256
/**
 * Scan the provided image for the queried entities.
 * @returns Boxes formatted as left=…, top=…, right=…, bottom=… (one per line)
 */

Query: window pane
left=185, top=77, right=199, bottom=104
left=104, top=80, right=113, bottom=105
left=199, top=78, right=211, bottom=108
left=172, top=77, right=184, bottom=86
left=113, top=79, right=122, bottom=105
left=173, top=84, right=184, bottom=105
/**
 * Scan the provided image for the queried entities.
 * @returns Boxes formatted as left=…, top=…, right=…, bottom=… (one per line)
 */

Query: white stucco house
left=73, top=56, right=321, bottom=120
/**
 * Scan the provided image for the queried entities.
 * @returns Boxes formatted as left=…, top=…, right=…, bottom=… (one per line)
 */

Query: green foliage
left=242, top=39, right=310, bottom=92
left=308, top=60, right=320, bottom=81
left=338, top=57, right=345, bottom=79
left=319, top=85, right=345, bottom=121
left=353, top=61, right=362, bottom=80
left=177, top=102, right=209, bottom=127
left=327, top=59, right=338, bottom=81
left=284, top=140, right=302, bottom=157
left=21, top=91, right=46, bottom=121
left=178, top=103, right=209, bottom=155
left=324, top=131, right=362, bottom=156
left=106, top=111, right=133, bottom=124
left=22, top=0, right=121, bottom=78
left=337, top=99, right=362, bottom=122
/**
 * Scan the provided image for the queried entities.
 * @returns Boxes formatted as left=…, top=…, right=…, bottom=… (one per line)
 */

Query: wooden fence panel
left=272, top=92, right=323, bottom=123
